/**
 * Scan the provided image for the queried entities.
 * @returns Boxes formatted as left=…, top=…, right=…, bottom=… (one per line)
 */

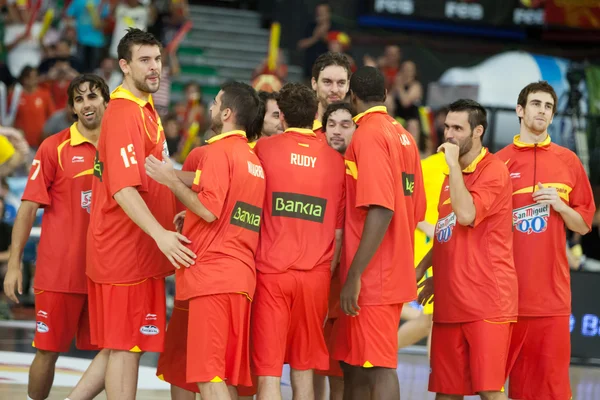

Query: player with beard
left=311, top=52, right=351, bottom=139
left=313, top=101, right=356, bottom=400
left=417, top=99, right=518, bottom=400
left=3, top=75, right=109, bottom=400
left=255, top=91, right=283, bottom=141
left=83, top=28, right=191, bottom=400
left=334, top=66, right=425, bottom=400
left=146, top=81, right=265, bottom=400
left=496, top=82, right=594, bottom=400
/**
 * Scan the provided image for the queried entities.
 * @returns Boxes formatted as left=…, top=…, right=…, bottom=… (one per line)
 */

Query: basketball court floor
left=2, top=320, right=600, bottom=399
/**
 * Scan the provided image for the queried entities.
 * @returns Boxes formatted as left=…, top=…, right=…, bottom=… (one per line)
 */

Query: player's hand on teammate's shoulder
left=173, top=210, right=186, bottom=233
left=3, top=266, right=23, bottom=303
left=532, top=182, right=567, bottom=213
left=417, top=277, right=434, bottom=306
left=340, top=274, right=361, bottom=317
left=154, top=229, right=196, bottom=269
left=145, top=153, right=177, bottom=186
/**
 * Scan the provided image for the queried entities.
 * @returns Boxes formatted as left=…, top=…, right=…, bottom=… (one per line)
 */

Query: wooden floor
left=2, top=320, right=600, bottom=399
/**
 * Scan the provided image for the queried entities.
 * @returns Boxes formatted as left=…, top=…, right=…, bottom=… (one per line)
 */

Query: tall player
left=334, top=66, right=425, bottom=399
left=84, top=28, right=193, bottom=400
left=3, top=75, right=109, bottom=400
left=314, top=101, right=356, bottom=400
left=146, top=81, right=265, bottom=400
left=250, top=82, right=345, bottom=400
left=418, top=99, right=518, bottom=400
left=311, top=52, right=351, bottom=138
left=496, top=82, right=595, bottom=400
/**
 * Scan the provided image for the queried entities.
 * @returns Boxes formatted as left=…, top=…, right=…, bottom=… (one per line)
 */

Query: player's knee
left=478, top=390, right=506, bottom=400
left=36, top=349, right=60, bottom=363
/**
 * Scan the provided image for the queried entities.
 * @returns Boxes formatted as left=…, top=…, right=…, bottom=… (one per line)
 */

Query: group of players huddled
left=3, top=28, right=596, bottom=400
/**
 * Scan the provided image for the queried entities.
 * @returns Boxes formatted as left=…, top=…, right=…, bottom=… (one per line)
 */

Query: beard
left=447, top=134, right=473, bottom=157
left=79, top=117, right=101, bottom=131
left=210, top=113, right=223, bottom=134
left=133, top=73, right=160, bottom=94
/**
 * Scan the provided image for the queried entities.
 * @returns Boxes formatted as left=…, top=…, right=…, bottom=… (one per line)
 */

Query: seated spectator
left=364, top=45, right=402, bottom=90
left=38, top=39, right=83, bottom=76
left=96, top=57, right=122, bottom=93
left=66, top=0, right=110, bottom=72
left=153, top=49, right=180, bottom=118
left=13, top=66, right=55, bottom=147
left=174, top=81, right=206, bottom=135
left=42, top=60, right=78, bottom=110
left=109, top=0, right=150, bottom=59
left=393, top=61, right=424, bottom=152
left=163, top=112, right=181, bottom=158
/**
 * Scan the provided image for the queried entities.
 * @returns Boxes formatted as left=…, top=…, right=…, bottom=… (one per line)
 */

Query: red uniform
left=496, top=135, right=595, bottom=400
left=23, top=124, right=97, bottom=352
left=86, top=86, right=176, bottom=352
left=430, top=148, right=518, bottom=395
left=176, top=130, right=265, bottom=386
left=313, top=119, right=326, bottom=142
left=333, top=106, right=426, bottom=369
left=251, top=127, right=345, bottom=376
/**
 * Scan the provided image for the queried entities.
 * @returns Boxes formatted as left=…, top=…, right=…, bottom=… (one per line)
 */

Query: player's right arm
left=415, top=248, right=433, bottom=282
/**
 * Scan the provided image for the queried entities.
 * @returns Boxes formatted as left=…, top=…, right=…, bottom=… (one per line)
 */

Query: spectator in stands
left=4, top=14, right=44, bottom=78
left=13, top=66, right=55, bottom=147
left=252, top=49, right=288, bottom=83
left=96, top=57, right=122, bottom=92
left=0, top=196, right=13, bottom=319
left=175, top=81, right=206, bottom=135
left=42, top=60, right=79, bottom=110
left=153, top=49, right=180, bottom=118
left=163, top=112, right=181, bottom=158
left=327, top=31, right=356, bottom=73
left=110, top=0, right=150, bottom=59
left=364, top=45, right=402, bottom=90
left=581, top=187, right=600, bottom=271
left=0, top=126, right=29, bottom=176
left=38, top=39, right=82, bottom=76
left=298, top=2, right=335, bottom=80
left=66, top=0, right=110, bottom=72
left=393, top=61, right=424, bottom=152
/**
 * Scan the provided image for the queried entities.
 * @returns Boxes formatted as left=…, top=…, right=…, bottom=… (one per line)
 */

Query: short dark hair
left=349, top=66, right=386, bottom=103
left=322, top=102, right=354, bottom=128
left=220, top=81, right=260, bottom=132
left=517, top=81, right=558, bottom=124
left=278, top=83, right=318, bottom=129
left=311, top=52, right=351, bottom=81
left=447, top=99, right=488, bottom=136
left=67, top=74, right=110, bottom=119
left=163, top=111, right=178, bottom=124
left=18, top=66, right=35, bottom=85
left=117, top=28, right=162, bottom=62
left=258, top=90, right=279, bottom=104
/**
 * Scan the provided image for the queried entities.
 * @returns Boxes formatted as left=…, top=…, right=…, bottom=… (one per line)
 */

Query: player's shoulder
left=494, top=143, right=515, bottom=161
left=548, top=143, right=582, bottom=167
left=481, top=151, right=510, bottom=178
left=105, top=97, right=140, bottom=117
left=40, top=127, right=71, bottom=150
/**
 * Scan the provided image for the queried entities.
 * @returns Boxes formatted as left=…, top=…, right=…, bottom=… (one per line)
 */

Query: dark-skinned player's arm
left=340, top=205, right=393, bottom=316
left=415, top=248, right=433, bottom=283
left=3, top=201, right=39, bottom=303
left=331, top=229, right=343, bottom=274
left=145, top=155, right=216, bottom=223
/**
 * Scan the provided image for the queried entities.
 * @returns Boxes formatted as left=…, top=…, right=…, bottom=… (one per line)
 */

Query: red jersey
left=313, top=119, right=326, bottom=142
left=341, top=106, right=425, bottom=306
left=432, top=148, right=518, bottom=323
left=14, top=88, right=56, bottom=147
left=87, top=86, right=176, bottom=284
left=496, top=135, right=595, bottom=317
left=176, top=130, right=266, bottom=300
left=254, top=128, right=345, bottom=274
left=22, top=124, right=95, bottom=294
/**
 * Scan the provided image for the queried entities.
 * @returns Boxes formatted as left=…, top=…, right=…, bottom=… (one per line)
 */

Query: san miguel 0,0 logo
left=513, top=203, right=550, bottom=234
left=435, top=212, right=456, bottom=243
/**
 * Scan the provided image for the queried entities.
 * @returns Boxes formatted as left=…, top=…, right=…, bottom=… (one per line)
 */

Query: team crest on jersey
left=435, top=212, right=456, bottom=243
left=81, top=190, right=92, bottom=213
left=513, top=203, right=550, bottom=234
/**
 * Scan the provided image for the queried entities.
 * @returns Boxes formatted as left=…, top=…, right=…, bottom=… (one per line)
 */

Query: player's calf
left=478, top=391, right=507, bottom=400
left=197, top=381, right=231, bottom=400
left=105, top=350, right=143, bottom=400
left=28, top=349, right=60, bottom=400
left=365, top=366, right=400, bottom=400
left=256, top=376, right=282, bottom=400
left=290, top=368, right=314, bottom=400
left=435, top=394, right=464, bottom=400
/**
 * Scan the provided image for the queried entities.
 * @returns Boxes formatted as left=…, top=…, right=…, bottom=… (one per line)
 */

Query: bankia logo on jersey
left=435, top=212, right=456, bottom=243
left=513, top=203, right=550, bottom=234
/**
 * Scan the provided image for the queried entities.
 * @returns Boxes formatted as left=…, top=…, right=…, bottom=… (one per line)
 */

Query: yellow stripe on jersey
left=57, top=138, right=70, bottom=170
left=74, top=168, right=94, bottom=178
left=210, top=376, right=224, bottom=383
left=442, top=198, right=451, bottom=205
left=513, top=182, right=572, bottom=202
left=363, top=361, right=374, bottom=368
left=193, top=170, right=202, bottom=186
left=129, top=346, right=142, bottom=352
left=345, top=160, right=358, bottom=179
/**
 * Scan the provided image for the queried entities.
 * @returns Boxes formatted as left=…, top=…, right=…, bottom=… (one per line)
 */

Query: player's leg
left=252, top=272, right=294, bottom=400
left=171, top=384, right=197, bottom=400
left=313, top=374, right=327, bottom=400
left=288, top=268, right=330, bottom=399
left=507, top=316, right=571, bottom=400
left=340, top=363, right=369, bottom=400
left=315, top=316, right=344, bottom=400
left=68, top=348, right=110, bottom=400
left=366, top=367, right=400, bottom=400
left=464, top=320, right=512, bottom=400
left=197, top=381, right=230, bottom=400
left=105, top=350, right=143, bottom=399
left=397, top=312, right=433, bottom=349
left=329, top=376, right=344, bottom=400
left=435, top=395, right=464, bottom=400
left=29, top=291, right=85, bottom=399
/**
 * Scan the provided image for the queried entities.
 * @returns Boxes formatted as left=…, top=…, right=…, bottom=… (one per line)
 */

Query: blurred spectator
left=298, top=2, right=335, bottom=79
left=163, top=111, right=181, bottom=157
left=96, top=57, right=122, bottom=92
left=0, top=126, right=29, bottom=176
left=364, top=45, right=402, bottom=90
left=149, top=0, right=189, bottom=46
left=153, top=49, right=180, bottom=118
left=43, top=108, right=76, bottom=138
left=66, top=0, right=110, bottom=72
left=38, top=39, right=82, bottom=76
left=0, top=196, right=12, bottom=319
left=581, top=187, right=600, bottom=271
left=175, top=81, right=206, bottom=135
left=327, top=31, right=356, bottom=73
left=252, top=49, right=288, bottom=82
left=109, top=0, right=150, bottom=59
left=4, top=18, right=43, bottom=78
left=13, top=66, right=55, bottom=147
left=393, top=61, right=423, bottom=150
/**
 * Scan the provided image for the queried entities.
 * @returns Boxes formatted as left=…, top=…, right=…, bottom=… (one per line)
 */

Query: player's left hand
left=417, top=277, right=434, bottom=306
left=437, top=140, right=460, bottom=168
left=340, top=274, right=361, bottom=317
left=145, top=153, right=176, bottom=186
left=532, top=182, right=567, bottom=212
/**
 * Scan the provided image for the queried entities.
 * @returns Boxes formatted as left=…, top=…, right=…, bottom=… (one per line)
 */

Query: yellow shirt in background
left=0, top=135, right=15, bottom=164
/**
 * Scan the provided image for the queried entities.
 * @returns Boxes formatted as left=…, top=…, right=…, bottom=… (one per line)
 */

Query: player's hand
left=154, top=229, right=196, bottom=269
left=3, top=266, right=23, bottom=303
left=145, top=154, right=177, bottom=186
left=340, top=273, right=361, bottom=317
left=417, top=277, right=434, bottom=306
left=532, top=182, right=567, bottom=213
left=173, top=210, right=186, bottom=233
left=437, top=140, right=460, bottom=168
